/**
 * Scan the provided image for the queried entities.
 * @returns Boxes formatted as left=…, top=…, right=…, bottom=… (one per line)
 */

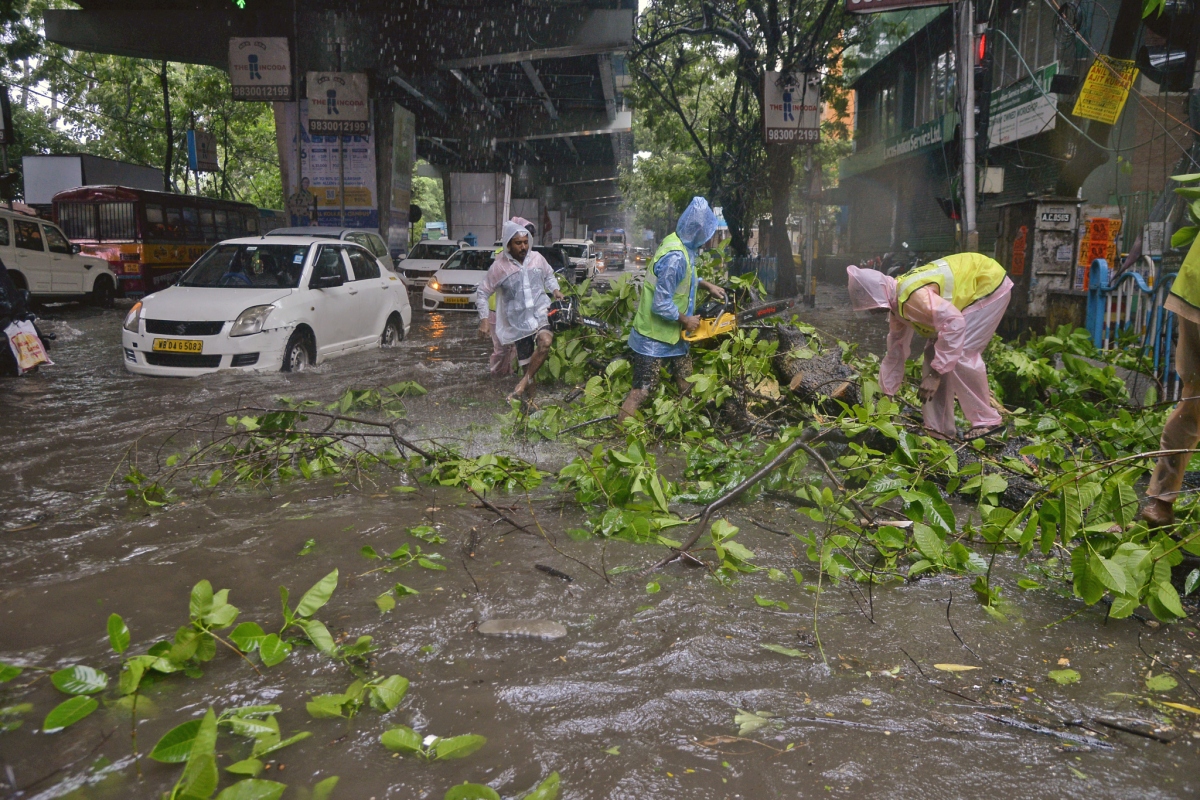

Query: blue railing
left=1085, top=258, right=1179, bottom=399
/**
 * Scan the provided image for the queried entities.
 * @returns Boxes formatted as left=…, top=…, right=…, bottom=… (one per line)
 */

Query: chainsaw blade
left=735, top=296, right=799, bottom=324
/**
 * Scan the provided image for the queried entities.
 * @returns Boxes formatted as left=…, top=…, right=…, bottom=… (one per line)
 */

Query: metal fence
left=1085, top=258, right=1179, bottom=399
left=728, top=256, right=778, bottom=296
left=1115, top=191, right=1159, bottom=253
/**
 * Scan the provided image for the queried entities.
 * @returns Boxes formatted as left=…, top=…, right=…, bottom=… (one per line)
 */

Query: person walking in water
left=617, top=197, right=726, bottom=422
left=846, top=253, right=1012, bottom=439
left=476, top=220, right=563, bottom=404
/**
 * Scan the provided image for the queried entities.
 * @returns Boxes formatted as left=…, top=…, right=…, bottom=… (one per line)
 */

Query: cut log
left=773, top=326, right=861, bottom=408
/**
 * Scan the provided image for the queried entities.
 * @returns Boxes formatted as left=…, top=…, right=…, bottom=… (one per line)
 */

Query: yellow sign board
left=1072, top=56, right=1138, bottom=125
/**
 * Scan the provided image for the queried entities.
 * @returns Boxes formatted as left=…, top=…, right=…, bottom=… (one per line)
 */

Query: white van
left=552, top=238, right=599, bottom=282
left=1, top=208, right=118, bottom=307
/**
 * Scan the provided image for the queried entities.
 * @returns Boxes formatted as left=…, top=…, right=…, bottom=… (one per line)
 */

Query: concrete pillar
left=446, top=172, right=511, bottom=246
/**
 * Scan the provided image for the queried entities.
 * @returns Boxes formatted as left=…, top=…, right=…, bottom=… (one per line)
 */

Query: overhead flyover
left=44, top=1, right=635, bottom=235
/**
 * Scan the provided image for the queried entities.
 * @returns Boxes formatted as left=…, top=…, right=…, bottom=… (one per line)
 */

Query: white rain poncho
left=475, top=221, right=560, bottom=345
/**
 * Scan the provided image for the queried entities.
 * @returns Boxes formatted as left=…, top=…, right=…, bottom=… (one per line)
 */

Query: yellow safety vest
left=1169, top=237, right=1200, bottom=315
left=896, top=253, right=1006, bottom=336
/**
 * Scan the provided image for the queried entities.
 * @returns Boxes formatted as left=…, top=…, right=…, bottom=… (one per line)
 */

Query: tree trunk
left=159, top=61, right=172, bottom=193
left=1053, top=0, right=1145, bottom=196
left=767, top=143, right=796, bottom=296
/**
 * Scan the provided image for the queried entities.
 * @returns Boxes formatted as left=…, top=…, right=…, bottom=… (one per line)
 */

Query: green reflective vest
left=896, top=253, right=1006, bottom=336
left=633, top=234, right=694, bottom=345
left=1169, top=237, right=1200, bottom=316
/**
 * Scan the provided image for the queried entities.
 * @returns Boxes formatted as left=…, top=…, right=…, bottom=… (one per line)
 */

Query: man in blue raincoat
left=617, top=197, right=725, bottom=422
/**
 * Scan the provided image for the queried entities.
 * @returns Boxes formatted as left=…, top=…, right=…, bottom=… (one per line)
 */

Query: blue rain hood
left=676, top=197, right=719, bottom=251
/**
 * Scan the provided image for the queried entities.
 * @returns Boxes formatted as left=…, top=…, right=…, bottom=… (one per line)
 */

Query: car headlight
left=229, top=305, right=275, bottom=337
left=429, top=279, right=441, bottom=291
left=123, top=301, right=143, bottom=333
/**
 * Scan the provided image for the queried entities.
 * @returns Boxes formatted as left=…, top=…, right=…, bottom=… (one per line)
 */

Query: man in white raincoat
left=476, top=220, right=564, bottom=403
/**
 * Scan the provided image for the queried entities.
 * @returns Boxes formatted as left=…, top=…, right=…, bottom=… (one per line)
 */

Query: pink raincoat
left=847, top=265, right=1012, bottom=437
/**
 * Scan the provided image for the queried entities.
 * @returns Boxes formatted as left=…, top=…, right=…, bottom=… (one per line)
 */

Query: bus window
left=145, top=204, right=166, bottom=239
left=182, top=207, right=200, bottom=239
left=165, top=207, right=183, bottom=239
left=214, top=210, right=229, bottom=239
left=99, top=203, right=136, bottom=240
left=200, top=210, right=216, bottom=240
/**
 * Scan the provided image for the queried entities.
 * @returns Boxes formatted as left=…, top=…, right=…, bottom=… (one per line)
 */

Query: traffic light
left=1138, top=0, right=1199, bottom=92
left=974, top=29, right=993, bottom=157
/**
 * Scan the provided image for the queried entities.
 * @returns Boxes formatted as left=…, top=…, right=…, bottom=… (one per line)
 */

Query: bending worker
left=476, top=220, right=563, bottom=404
left=1141, top=235, right=1200, bottom=527
left=846, top=253, right=1012, bottom=439
left=617, top=197, right=725, bottom=422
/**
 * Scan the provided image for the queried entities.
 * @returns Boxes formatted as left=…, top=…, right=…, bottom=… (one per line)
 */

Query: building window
left=914, top=49, right=956, bottom=126
left=996, top=0, right=1058, bottom=89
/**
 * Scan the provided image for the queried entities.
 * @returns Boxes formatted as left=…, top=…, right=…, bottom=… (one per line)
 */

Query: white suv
left=552, top=239, right=598, bottom=282
left=1, top=208, right=117, bottom=306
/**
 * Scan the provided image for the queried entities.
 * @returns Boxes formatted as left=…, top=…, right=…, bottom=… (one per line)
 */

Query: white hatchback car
left=121, top=237, right=411, bottom=376
left=397, top=239, right=460, bottom=289
left=421, top=247, right=494, bottom=311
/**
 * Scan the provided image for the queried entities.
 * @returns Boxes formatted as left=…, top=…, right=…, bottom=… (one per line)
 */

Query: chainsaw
left=682, top=295, right=800, bottom=342
left=546, top=296, right=613, bottom=334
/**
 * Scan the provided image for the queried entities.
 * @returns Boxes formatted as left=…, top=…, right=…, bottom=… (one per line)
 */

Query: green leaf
left=298, top=619, right=336, bottom=655
left=394, top=582, right=419, bottom=597
left=1146, top=673, right=1178, bottom=692
left=190, top=580, right=215, bottom=620
left=1108, top=595, right=1139, bottom=619
left=1171, top=225, right=1198, bottom=248
left=1090, top=554, right=1128, bottom=596
left=380, top=725, right=423, bottom=754
left=150, top=719, right=204, bottom=763
left=0, top=663, right=22, bottom=682
left=258, top=635, right=291, bottom=667
left=434, top=734, right=487, bottom=760
left=215, top=779, right=286, bottom=800
left=522, top=772, right=560, bottom=800
left=1048, top=669, right=1081, bottom=685
left=306, top=695, right=348, bottom=719
left=1016, top=578, right=1042, bottom=590
left=252, top=731, right=311, bottom=758
left=1071, top=547, right=1105, bottom=605
left=230, top=622, right=267, bottom=653
left=369, top=675, right=409, bottom=712
left=645, top=581, right=660, bottom=594
left=51, top=665, right=109, bottom=696
left=375, top=592, right=396, bottom=613
left=913, top=524, right=944, bottom=560
left=226, top=759, right=263, bottom=777
left=42, top=695, right=98, bottom=732
left=444, top=784, right=501, bottom=800
left=760, top=644, right=807, bottom=658
left=298, top=538, right=317, bottom=555
left=312, top=777, right=339, bottom=800
left=107, top=614, right=130, bottom=654
left=1152, top=581, right=1186, bottom=619
left=1184, top=569, right=1199, bottom=596
left=295, top=570, right=338, bottom=618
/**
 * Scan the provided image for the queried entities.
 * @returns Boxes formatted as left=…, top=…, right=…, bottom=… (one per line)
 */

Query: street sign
left=763, top=71, right=820, bottom=145
left=1072, top=56, right=1138, bottom=125
left=306, top=72, right=369, bottom=135
left=845, top=0, right=954, bottom=13
left=186, top=129, right=219, bottom=172
left=229, top=37, right=293, bottom=101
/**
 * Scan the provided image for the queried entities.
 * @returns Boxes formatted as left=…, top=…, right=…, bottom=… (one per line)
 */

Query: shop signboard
left=763, top=71, right=821, bottom=144
left=186, top=129, right=219, bottom=172
left=988, top=63, right=1058, bottom=148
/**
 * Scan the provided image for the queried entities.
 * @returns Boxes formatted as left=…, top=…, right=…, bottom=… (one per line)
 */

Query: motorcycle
left=1, top=268, right=53, bottom=376
left=863, top=243, right=922, bottom=279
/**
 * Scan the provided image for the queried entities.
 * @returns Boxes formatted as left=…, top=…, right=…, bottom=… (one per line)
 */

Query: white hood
left=142, top=286, right=294, bottom=321
left=431, top=269, right=486, bottom=288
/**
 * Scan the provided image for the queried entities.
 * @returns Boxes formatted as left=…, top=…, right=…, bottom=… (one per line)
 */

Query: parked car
left=266, top=227, right=395, bottom=274
left=552, top=238, right=598, bottom=282
left=0, top=207, right=118, bottom=307
left=421, top=247, right=494, bottom=311
left=533, top=245, right=575, bottom=286
left=396, top=239, right=460, bottom=289
left=120, top=236, right=411, bottom=376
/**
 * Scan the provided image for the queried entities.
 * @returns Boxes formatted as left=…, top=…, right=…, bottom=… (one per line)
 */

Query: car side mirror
left=310, top=273, right=344, bottom=289
left=71, top=243, right=82, bottom=254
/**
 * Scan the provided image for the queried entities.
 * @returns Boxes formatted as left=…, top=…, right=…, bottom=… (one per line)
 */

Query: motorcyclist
left=0, top=257, right=47, bottom=376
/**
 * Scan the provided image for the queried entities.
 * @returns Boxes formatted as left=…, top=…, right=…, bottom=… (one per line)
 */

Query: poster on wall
left=389, top=105, right=416, bottom=255
left=229, top=38, right=293, bottom=101
left=306, top=72, right=369, bottom=135
left=273, top=101, right=377, bottom=228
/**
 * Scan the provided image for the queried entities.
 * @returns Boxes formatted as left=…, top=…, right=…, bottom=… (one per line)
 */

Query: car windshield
left=440, top=250, right=494, bottom=271
left=534, top=246, right=567, bottom=270
left=179, top=244, right=309, bottom=288
left=558, top=244, right=587, bottom=258
left=408, top=242, right=459, bottom=260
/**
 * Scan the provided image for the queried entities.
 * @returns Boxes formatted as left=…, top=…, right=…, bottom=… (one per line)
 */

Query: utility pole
left=959, top=0, right=978, bottom=252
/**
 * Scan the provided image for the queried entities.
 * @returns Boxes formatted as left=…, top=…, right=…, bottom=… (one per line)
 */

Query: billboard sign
left=987, top=63, right=1058, bottom=148
left=229, top=38, right=293, bottom=101
left=306, top=72, right=370, bottom=136
left=845, top=0, right=954, bottom=13
left=763, top=71, right=820, bottom=144
left=186, top=129, right=220, bottom=172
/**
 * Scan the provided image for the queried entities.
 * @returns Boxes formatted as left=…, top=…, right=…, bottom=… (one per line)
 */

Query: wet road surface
left=1, top=279, right=1198, bottom=799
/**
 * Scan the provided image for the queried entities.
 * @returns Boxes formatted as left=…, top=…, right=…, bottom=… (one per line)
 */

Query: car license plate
left=442, top=297, right=469, bottom=305
left=152, top=338, right=203, bottom=353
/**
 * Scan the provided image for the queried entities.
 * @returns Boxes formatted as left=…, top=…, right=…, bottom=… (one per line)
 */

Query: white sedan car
left=121, top=236, right=411, bottom=376
left=421, top=247, right=495, bottom=311
left=397, top=239, right=461, bottom=289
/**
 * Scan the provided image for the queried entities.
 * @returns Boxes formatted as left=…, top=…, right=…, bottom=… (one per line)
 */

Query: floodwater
left=1, top=280, right=1198, bottom=799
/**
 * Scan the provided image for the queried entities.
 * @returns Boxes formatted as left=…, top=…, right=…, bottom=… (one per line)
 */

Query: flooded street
left=2, top=284, right=1199, bottom=800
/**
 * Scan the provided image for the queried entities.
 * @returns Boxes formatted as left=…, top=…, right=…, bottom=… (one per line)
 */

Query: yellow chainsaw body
left=682, top=311, right=738, bottom=342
